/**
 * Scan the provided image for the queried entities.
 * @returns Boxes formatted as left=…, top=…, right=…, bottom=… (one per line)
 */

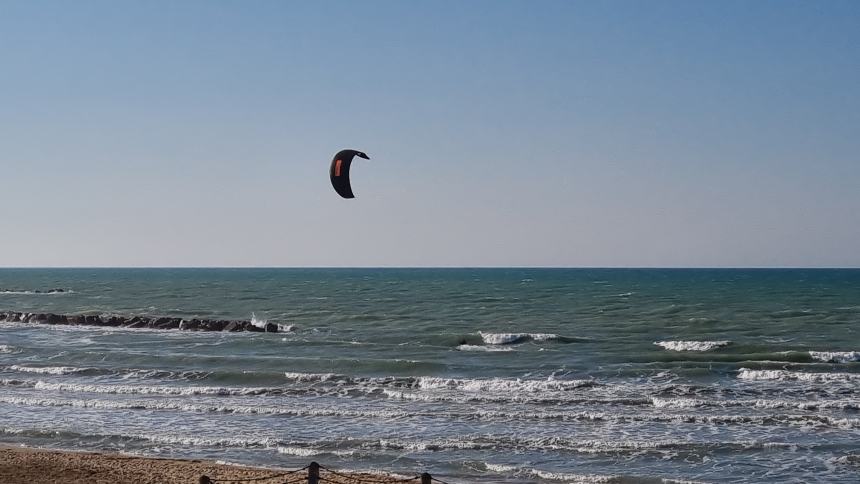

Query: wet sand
left=0, top=445, right=415, bottom=484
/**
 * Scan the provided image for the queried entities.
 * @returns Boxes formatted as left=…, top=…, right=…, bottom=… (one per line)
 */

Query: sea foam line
left=7, top=394, right=857, bottom=428
left=738, top=368, right=860, bottom=383
left=479, top=332, right=571, bottom=345
left=655, top=340, right=731, bottom=352
left=809, top=351, right=860, bottom=363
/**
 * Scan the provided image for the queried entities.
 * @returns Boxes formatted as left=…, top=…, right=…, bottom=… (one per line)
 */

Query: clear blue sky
left=1, top=0, right=858, bottom=267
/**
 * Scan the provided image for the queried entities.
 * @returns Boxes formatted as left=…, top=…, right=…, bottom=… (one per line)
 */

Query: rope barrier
left=202, top=462, right=451, bottom=484
left=319, top=464, right=421, bottom=484
left=208, top=465, right=309, bottom=483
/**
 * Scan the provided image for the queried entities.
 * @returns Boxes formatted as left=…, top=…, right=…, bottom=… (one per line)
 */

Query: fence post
left=308, top=461, right=320, bottom=484
left=421, top=472, right=432, bottom=484
left=199, top=476, right=212, bottom=484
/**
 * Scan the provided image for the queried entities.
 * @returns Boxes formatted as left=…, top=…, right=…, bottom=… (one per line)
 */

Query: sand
left=0, top=445, right=422, bottom=484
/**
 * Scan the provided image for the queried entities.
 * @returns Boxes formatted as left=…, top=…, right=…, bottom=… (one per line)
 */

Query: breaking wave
left=655, top=341, right=731, bottom=352
left=737, top=368, right=860, bottom=383
left=479, top=332, right=579, bottom=345
left=809, top=351, right=860, bottom=363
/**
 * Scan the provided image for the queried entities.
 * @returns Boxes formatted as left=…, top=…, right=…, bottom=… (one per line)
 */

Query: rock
left=156, top=319, right=180, bottom=330
left=84, top=315, right=102, bottom=325
left=126, top=320, right=149, bottom=329
left=0, top=310, right=282, bottom=334
left=102, top=316, right=123, bottom=327
left=45, top=314, right=66, bottom=324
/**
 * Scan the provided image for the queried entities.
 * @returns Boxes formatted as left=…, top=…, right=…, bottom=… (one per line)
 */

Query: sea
left=0, top=268, right=858, bottom=483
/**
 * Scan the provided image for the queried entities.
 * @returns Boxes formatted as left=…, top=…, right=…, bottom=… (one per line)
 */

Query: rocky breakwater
left=0, top=311, right=280, bottom=333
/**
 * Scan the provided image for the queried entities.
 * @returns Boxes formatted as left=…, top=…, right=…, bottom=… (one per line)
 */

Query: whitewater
left=1, top=268, right=859, bottom=482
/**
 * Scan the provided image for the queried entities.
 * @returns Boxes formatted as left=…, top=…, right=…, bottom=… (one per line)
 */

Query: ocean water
left=0, top=268, right=858, bottom=483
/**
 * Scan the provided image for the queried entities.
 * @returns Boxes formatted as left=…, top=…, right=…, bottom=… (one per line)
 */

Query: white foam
left=414, top=376, right=595, bottom=393
left=0, top=394, right=410, bottom=419
left=484, top=463, right=619, bottom=483
left=809, top=351, right=860, bottom=363
left=738, top=368, right=860, bottom=383
left=484, top=463, right=519, bottom=473
left=32, top=381, right=282, bottom=396
left=0, top=345, right=16, bottom=353
left=283, top=372, right=344, bottom=382
left=456, top=344, right=512, bottom=352
left=8, top=365, right=89, bottom=375
left=651, top=396, right=860, bottom=411
left=480, top=332, right=563, bottom=345
left=249, top=313, right=268, bottom=329
left=655, top=340, right=730, bottom=352
left=277, top=446, right=354, bottom=458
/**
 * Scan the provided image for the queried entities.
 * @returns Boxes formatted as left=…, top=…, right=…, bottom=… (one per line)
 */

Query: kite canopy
left=329, top=149, right=370, bottom=199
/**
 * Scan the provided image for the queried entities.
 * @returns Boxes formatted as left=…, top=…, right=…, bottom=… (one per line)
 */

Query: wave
left=651, top=396, right=860, bottom=411
left=371, top=436, right=807, bottom=456
left=830, top=454, right=860, bottom=467
left=1, top=364, right=211, bottom=381
left=456, top=344, right=513, bottom=352
left=809, top=351, right=860, bottom=363
left=6, top=365, right=96, bottom=376
left=479, top=332, right=580, bottom=345
left=0, top=395, right=411, bottom=419
left=737, top=368, right=860, bottom=383
left=655, top=341, right=731, bottom=352
left=7, top=393, right=858, bottom=429
left=483, top=463, right=620, bottom=483
left=276, top=446, right=355, bottom=458
left=0, top=345, right=17, bottom=354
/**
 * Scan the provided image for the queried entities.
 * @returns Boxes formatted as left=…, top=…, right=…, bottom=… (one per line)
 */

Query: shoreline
left=0, top=445, right=419, bottom=484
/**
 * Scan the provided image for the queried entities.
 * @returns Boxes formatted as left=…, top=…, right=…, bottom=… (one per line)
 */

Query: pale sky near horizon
left=1, top=0, right=858, bottom=267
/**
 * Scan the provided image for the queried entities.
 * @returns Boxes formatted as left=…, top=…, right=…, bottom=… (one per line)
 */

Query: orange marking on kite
left=335, top=159, right=342, bottom=177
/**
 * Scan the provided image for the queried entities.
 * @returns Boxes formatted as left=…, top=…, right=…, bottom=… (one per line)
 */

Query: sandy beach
left=0, top=445, right=414, bottom=484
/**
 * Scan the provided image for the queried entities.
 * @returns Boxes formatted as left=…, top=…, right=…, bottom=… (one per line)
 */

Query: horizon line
left=1, top=266, right=859, bottom=270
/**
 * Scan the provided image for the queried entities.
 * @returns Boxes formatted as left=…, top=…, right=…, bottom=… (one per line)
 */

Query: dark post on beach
left=421, top=472, right=432, bottom=484
left=308, top=461, right=320, bottom=484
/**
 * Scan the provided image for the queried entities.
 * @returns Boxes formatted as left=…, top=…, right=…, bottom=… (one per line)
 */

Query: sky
left=1, top=0, right=858, bottom=267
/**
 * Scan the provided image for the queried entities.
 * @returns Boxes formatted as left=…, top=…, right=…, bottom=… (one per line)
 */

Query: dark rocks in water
left=0, top=288, right=66, bottom=293
left=0, top=309, right=280, bottom=334
left=103, top=316, right=124, bottom=327
left=223, top=321, right=243, bottom=332
left=1, top=312, right=22, bottom=322
left=84, top=315, right=102, bottom=325
left=127, top=318, right=150, bottom=329
left=156, top=318, right=181, bottom=330
left=45, top=314, right=66, bottom=324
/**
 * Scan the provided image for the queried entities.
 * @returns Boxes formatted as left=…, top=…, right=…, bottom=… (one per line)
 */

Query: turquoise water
left=1, top=268, right=858, bottom=482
